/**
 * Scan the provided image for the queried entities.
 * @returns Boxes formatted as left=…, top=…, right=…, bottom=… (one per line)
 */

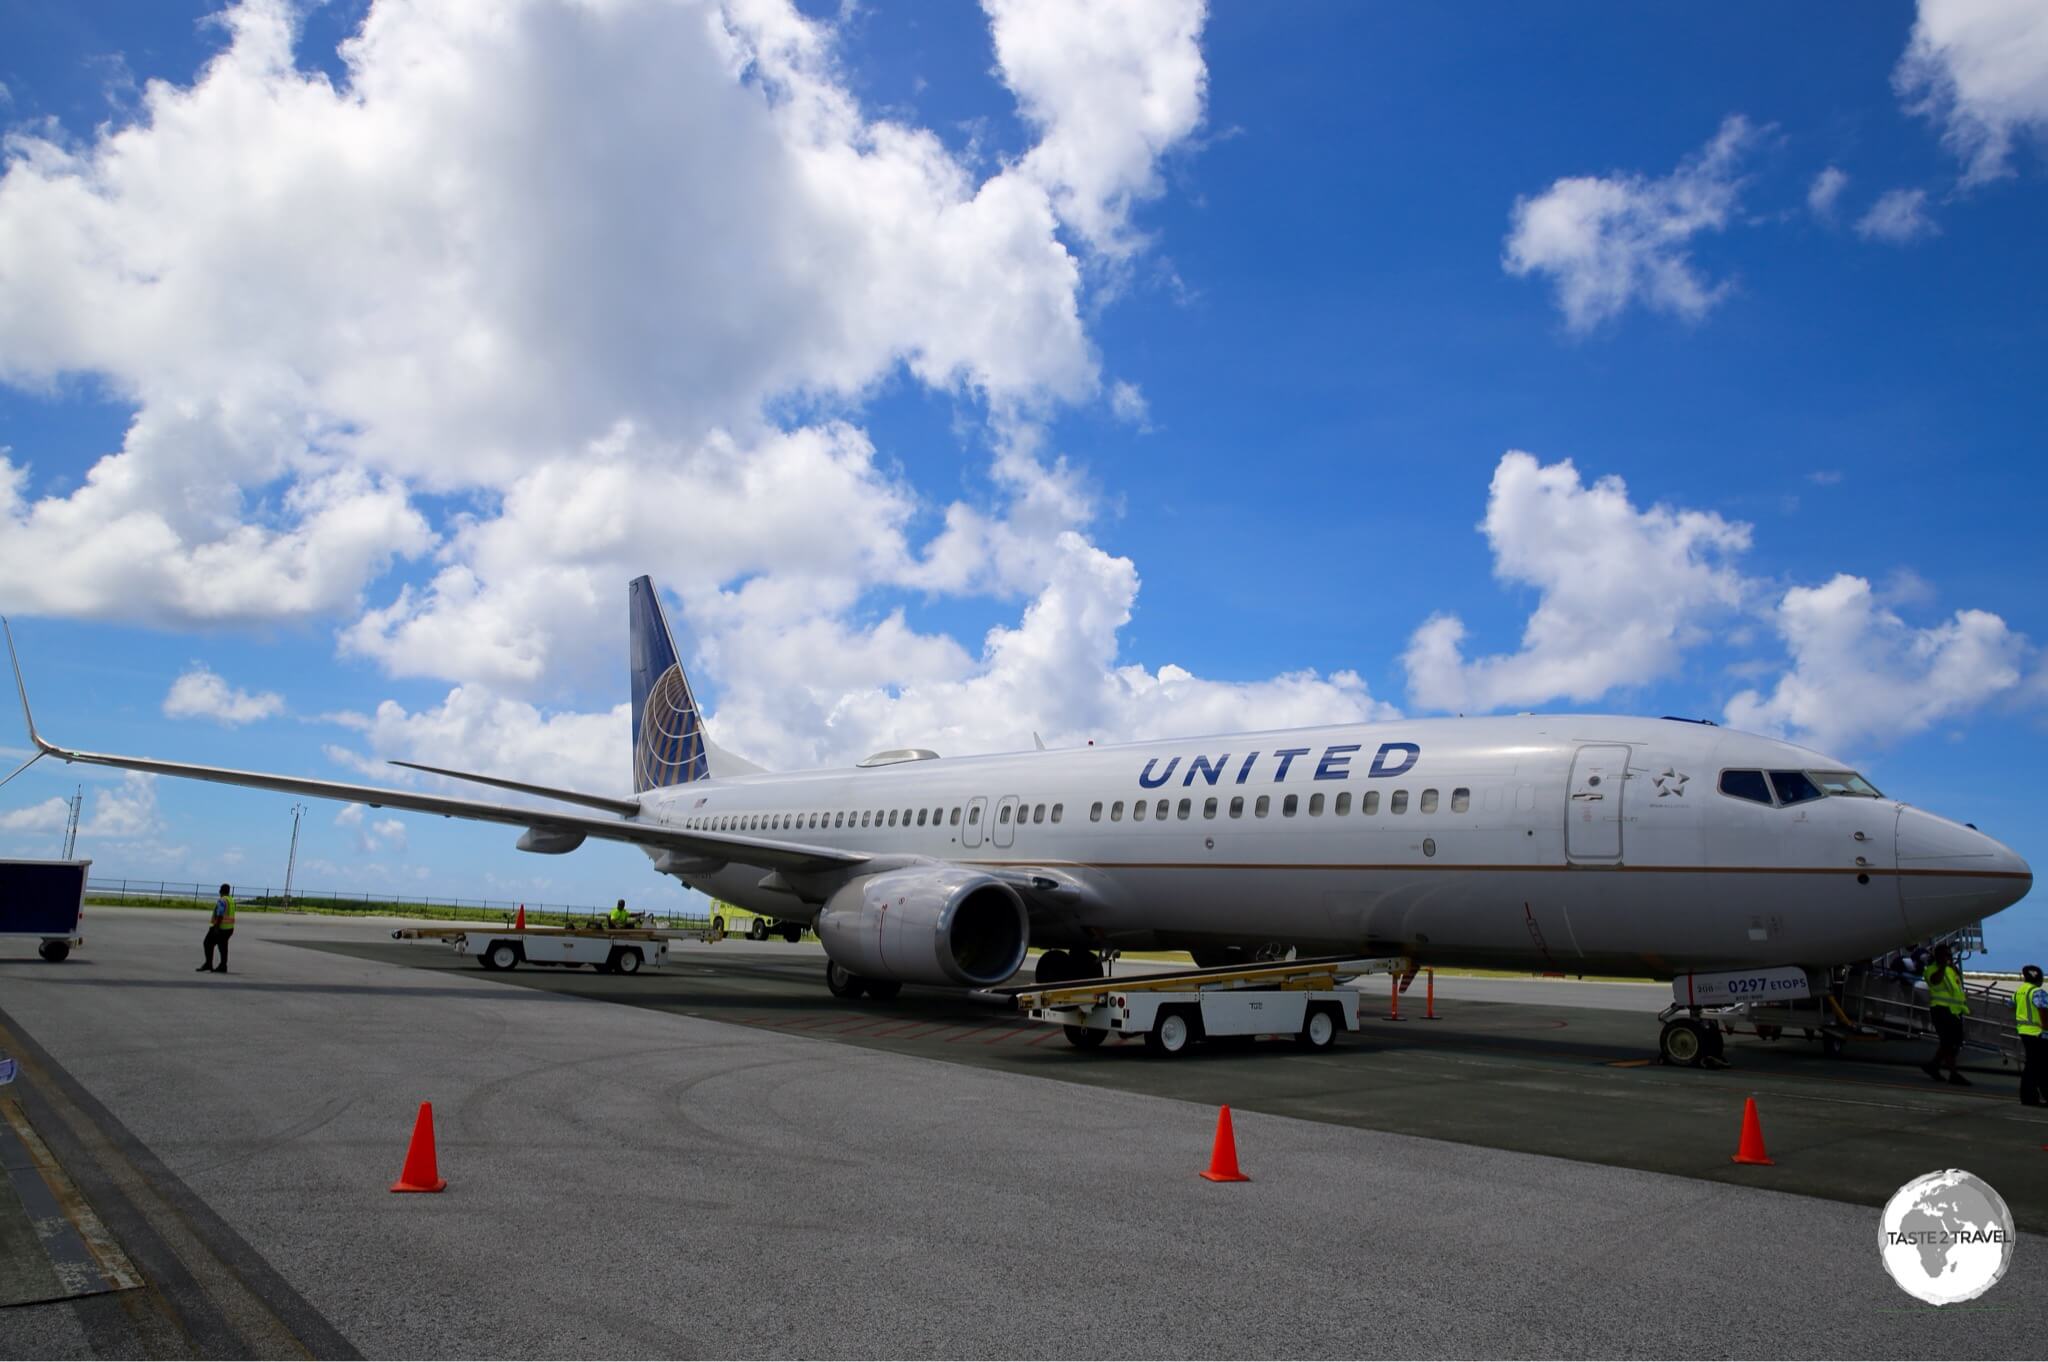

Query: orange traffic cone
left=1199, top=1105, right=1251, bottom=1182
left=390, top=1101, right=448, bottom=1193
left=514, top=904, right=526, bottom=931
left=1730, top=1097, right=1774, bottom=1166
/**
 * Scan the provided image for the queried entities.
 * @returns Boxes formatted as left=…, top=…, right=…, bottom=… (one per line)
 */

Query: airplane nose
left=1894, top=806, right=2033, bottom=939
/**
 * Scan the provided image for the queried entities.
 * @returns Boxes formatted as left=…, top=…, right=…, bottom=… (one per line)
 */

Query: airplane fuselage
left=638, top=714, right=2029, bottom=977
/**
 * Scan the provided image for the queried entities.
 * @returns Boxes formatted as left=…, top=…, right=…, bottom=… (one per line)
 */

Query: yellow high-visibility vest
left=215, top=896, right=236, bottom=930
left=2018, top=984, right=2045, bottom=1038
left=1927, top=963, right=1967, bottom=1015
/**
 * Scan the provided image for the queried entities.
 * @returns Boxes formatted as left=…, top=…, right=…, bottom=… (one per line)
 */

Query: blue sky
left=1, top=1, right=2044, bottom=964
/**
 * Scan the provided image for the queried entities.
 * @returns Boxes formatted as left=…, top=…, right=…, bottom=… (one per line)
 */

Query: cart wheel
left=1658, top=1019, right=1705, bottom=1067
left=37, top=940, right=70, bottom=963
left=1821, top=1032, right=1846, bottom=1058
left=862, top=978, right=903, bottom=1002
left=486, top=942, right=520, bottom=972
left=825, top=960, right=866, bottom=999
left=1145, top=1007, right=1198, bottom=1057
left=1756, top=1024, right=1782, bottom=1041
left=711, top=916, right=724, bottom=935
left=1297, top=1005, right=1338, bottom=1051
left=1064, top=1024, right=1106, bottom=1049
left=615, top=948, right=642, bottom=976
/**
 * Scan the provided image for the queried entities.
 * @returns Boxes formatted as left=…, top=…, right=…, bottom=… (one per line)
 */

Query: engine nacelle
left=815, top=866, right=1029, bottom=988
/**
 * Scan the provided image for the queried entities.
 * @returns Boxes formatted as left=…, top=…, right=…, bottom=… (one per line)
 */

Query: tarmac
left=2, top=907, right=2045, bottom=1359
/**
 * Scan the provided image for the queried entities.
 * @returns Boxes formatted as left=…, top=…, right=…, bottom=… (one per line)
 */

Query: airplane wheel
left=825, top=960, right=866, bottom=999
left=1821, top=1033, right=1846, bottom=1059
left=782, top=923, right=802, bottom=943
left=862, top=978, right=903, bottom=1002
left=1035, top=950, right=1074, bottom=984
left=1659, top=1020, right=1705, bottom=1067
left=1064, top=1025, right=1106, bottom=1049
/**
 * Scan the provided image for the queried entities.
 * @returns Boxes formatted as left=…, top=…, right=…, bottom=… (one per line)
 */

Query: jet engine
left=814, top=866, right=1029, bottom=988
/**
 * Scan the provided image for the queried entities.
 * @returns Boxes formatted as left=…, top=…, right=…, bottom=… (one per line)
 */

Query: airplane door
left=992, top=795, right=1019, bottom=849
left=962, top=796, right=987, bottom=849
left=1566, top=744, right=1628, bottom=862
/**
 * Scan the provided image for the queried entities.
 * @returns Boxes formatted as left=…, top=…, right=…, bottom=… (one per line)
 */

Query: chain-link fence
left=85, top=878, right=715, bottom=931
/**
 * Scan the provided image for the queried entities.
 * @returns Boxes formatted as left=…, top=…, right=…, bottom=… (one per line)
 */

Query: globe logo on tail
left=634, top=663, right=707, bottom=791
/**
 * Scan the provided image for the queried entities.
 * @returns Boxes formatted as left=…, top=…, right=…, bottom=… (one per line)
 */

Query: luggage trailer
left=1009, top=955, right=1408, bottom=1056
left=393, top=923, right=673, bottom=975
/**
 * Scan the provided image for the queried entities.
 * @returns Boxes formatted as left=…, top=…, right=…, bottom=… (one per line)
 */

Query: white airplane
left=3, top=577, right=2031, bottom=1061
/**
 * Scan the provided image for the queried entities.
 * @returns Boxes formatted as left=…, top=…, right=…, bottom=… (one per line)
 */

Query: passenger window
left=1111, top=801, right=1124, bottom=821
left=1420, top=789, right=1438, bottom=814
left=1309, top=792, right=1324, bottom=816
left=1283, top=794, right=1299, bottom=816
left=1034, top=803, right=1046, bottom=823
left=999, top=805, right=1011, bottom=824
left=1134, top=800, right=1147, bottom=822
left=1335, top=791, right=1351, bottom=815
left=835, top=813, right=844, bottom=828
left=860, top=811, right=870, bottom=827
left=1229, top=796, right=1244, bottom=818
left=1177, top=798, right=1191, bottom=820
left=1091, top=801, right=1103, bottom=822
left=1051, top=804, right=1063, bottom=823
left=1718, top=770, right=1772, bottom=805
left=1768, top=771, right=1824, bottom=806
left=1204, top=797, right=1218, bottom=818
left=1391, top=790, right=1409, bottom=814
left=886, top=810, right=897, bottom=827
left=1256, top=795, right=1271, bottom=817
left=950, top=808, right=961, bottom=826
left=968, top=807, right=980, bottom=822
left=1451, top=788, right=1470, bottom=813
left=1155, top=799, right=1169, bottom=821
left=916, top=809, right=927, bottom=827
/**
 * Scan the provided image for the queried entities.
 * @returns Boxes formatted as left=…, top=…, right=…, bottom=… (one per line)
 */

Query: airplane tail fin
left=628, top=577, right=762, bottom=790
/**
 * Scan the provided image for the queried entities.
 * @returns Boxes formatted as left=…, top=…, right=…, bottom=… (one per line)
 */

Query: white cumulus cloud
left=1807, top=165, right=1850, bottom=221
left=1856, top=188, right=1941, bottom=244
left=1502, top=116, right=1761, bottom=332
left=1895, top=0, right=2048, bottom=186
left=1725, top=575, right=2029, bottom=753
left=163, top=665, right=285, bottom=725
left=1402, top=453, right=1752, bottom=712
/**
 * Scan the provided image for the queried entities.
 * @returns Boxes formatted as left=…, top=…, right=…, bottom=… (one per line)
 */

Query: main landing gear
left=1033, top=949, right=1104, bottom=985
left=824, top=959, right=903, bottom=1002
left=1657, top=1013, right=1728, bottom=1068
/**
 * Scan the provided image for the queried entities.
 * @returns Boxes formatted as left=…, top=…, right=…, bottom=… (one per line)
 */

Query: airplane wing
left=3, top=623, right=865, bottom=876
left=386, top=759, right=642, bottom=816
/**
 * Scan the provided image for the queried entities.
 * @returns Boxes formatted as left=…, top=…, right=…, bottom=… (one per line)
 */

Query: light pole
left=283, top=803, right=306, bottom=907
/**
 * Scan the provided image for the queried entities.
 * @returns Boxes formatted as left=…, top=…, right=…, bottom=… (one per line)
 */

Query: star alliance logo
left=1653, top=768, right=1689, bottom=798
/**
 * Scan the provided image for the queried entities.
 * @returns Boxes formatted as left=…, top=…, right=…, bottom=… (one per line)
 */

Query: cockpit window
left=1810, top=770, right=1882, bottom=798
left=1768, top=770, right=1824, bottom=806
left=1718, top=769, right=1772, bottom=805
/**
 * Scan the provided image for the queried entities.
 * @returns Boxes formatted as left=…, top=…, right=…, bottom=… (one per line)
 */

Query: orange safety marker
left=1199, top=1105, right=1251, bottom=1183
left=1387, top=972, right=1403, bottom=1022
left=1730, top=1097, right=1774, bottom=1167
left=390, top=1101, right=449, bottom=1193
left=514, top=904, right=526, bottom=931
left=1425, top=969, right=1438, bottom=1021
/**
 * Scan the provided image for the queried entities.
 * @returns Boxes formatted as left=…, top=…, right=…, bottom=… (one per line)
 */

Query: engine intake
left=815, top=866, right=1029, bottom=988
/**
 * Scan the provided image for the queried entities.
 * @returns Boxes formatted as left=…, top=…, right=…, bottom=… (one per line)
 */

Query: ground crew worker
left=198, top=882, right=236, bottom=974
left=1920, top=942, right=1970, bottom=1086
left=2017, top=964, right=2047, bottom=1108
left=609, top=898, right=632, bottom=929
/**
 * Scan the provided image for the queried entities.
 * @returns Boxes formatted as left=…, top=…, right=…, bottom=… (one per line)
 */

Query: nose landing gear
left=1658, top=1014, right=1728, bottom=1068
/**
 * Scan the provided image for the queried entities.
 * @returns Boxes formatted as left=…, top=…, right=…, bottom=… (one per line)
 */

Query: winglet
left=0, top=618, right=53, bottom=790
